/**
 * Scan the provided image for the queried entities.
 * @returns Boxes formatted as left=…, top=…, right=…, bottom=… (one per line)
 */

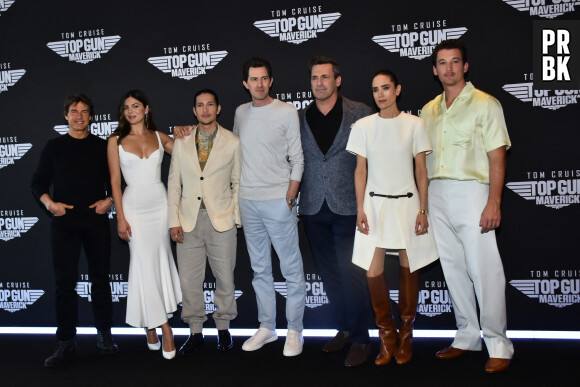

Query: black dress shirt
left=305, top=96, right=343, bottom=155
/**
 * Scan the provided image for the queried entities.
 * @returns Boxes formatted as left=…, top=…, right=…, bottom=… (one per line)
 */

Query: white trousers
left=429, top=180, right=514, bottom=359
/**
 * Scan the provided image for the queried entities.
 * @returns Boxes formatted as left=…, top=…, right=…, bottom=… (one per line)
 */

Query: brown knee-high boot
left=395, top=266, right=419, bottom=365
left=367, top=274, right=397, bottom=366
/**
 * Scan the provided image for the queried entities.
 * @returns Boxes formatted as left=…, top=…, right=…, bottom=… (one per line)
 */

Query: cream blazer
left=167, top=125, right=241, bottom=232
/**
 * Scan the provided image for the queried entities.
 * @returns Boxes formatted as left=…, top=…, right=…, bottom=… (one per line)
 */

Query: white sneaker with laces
left=283, top=330, right=303, bottom=357
left=242, top=327, right=278, bottom=351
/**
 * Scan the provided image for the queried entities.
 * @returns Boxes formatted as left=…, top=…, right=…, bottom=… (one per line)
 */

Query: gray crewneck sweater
left=233, top=99, right=304, bottom=200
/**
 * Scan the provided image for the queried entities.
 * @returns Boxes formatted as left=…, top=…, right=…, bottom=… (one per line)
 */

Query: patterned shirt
left=195, top=126, right=217, bottom=208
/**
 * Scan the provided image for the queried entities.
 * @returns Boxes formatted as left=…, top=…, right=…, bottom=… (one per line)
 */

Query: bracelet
left=418, top=209, right=427, bottom=216
left=109, top=196, right=114, bottom=203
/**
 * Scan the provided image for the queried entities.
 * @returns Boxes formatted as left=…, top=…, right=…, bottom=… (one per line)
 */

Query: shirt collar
left=308, top=96, right=342, bottom=117
left=440, top=82, right=474, bottom=111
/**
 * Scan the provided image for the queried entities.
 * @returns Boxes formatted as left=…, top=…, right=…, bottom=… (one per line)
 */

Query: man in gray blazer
left=299, top=56, right=373, bottom=367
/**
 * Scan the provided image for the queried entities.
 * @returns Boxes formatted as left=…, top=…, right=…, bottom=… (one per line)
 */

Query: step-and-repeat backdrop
left=1, top=0, right=578, bottom=331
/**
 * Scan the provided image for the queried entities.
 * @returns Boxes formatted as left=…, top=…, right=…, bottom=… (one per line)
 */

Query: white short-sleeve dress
left=346, top=112, right=439, bottom=272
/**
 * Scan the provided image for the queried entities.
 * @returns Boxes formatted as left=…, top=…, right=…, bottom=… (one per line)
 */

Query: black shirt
left=31, top=133, right=110, bottom=222
left=305, top=96, right=343, bottom=155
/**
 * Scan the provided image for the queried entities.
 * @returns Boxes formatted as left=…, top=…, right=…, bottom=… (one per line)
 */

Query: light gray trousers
left=177, top=210, right=238, bottom=333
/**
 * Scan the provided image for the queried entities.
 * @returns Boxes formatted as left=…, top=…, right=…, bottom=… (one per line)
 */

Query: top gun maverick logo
left=276, top=89, right=313, bottom=110
left=275, top=274, right=330, bottom=308
left=0, top=136, right=32, bottom=171
left=506, top=169, right=580, bottom=209
left=203, top=282, right=243, bottom=314
left=254, top=6, right=340, bottom=45
left=417, top=280, right=453, bottom=317
left=148, top=43, right=227, bottom=81
left=0, top=62, right=26, bottom=94
left=0, top=281, right=44, bottom=313
left=504, top=76, right=580, bottom=110
left=0, top=210, right=38, bottom=242
left=76, top=274, right=127, bottom=303
left=373, top=20, right=467, bottom=60
left=0, top=0, right=15, bottom=15
left=47, top=29, right=121, bottom=64
left=511, top=270, right=580, bottom=308
left=503, top=0, right=579, bottom=19
left=388, top=280, right=454, bottom=318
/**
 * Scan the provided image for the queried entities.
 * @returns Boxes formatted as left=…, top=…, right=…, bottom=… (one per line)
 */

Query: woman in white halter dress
left=107, top=90, right=181, bottom=360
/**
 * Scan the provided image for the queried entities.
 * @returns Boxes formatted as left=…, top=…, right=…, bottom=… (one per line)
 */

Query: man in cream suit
left=168, top=89, right=241, bottom=354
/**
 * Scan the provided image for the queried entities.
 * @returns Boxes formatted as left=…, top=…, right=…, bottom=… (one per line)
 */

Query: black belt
left=369, top=192, right=413, bottom=199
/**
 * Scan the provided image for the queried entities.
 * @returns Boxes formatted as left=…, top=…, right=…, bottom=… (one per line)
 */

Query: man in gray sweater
left=233, top=57, right=306, bottom=357
left=299, top=56, right=373, bottom=367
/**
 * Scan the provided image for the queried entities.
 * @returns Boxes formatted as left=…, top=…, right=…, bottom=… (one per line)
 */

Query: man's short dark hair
left=63, top=93, right=94, bottom=116
left=308, top=56, right=340, bottom=78
left=194, top=88, right=219, bottom=106
left=431, top=39, right=468, bottom=66
left=242, top=57, right=272, bottom=81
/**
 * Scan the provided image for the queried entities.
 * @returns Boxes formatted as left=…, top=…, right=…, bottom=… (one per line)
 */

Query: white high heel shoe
left=145, top=328, right=161, bottom=351
left=162, top=335, right=176, bottom=360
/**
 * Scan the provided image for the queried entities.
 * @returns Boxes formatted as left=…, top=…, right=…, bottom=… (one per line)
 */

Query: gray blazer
left=299, top=97, right=373, bottom=216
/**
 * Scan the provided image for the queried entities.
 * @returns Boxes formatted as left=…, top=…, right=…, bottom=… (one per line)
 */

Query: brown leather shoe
left=344, top=343, right=370, bottom=367
left=322, top=331, right=350, bottom=353
left=485, top=357, right=510, bottom=373
left=436, top=346, right=468, bottom=359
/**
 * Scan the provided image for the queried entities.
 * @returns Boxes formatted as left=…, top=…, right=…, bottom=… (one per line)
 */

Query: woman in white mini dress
left=107, top=90, right=182, bottom=360
left=346, top=70, right=438, bottom=366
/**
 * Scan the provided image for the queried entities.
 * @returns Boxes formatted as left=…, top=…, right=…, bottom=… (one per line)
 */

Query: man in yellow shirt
left=421, top=39, right=514, bottom=374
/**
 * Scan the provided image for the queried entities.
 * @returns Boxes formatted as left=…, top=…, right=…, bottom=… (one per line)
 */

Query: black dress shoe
left=217, top=329, right=233, bottom=351
left=44, top=339, right=76, bottom=368
left=322, top=331, right=351, bottom=353
left=344, top=343, right=370, bottom=367
left=179, top=333, right=204, bottom=356
left=96, top=329, right=119, bottom=355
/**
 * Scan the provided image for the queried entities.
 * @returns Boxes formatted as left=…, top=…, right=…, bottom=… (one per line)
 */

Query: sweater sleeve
left=31, top=140, right=53, bottom=200
left=286, top=107, right=304, bottom=182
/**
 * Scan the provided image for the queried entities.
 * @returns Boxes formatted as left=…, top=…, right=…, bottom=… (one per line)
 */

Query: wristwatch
left=286, top=197, right=297, bottom=207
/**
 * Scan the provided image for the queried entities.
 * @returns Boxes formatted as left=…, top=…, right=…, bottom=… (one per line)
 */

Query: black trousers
left=301, top=201, right=371, bottom=344
left=50, top=216, right=113, bottom=340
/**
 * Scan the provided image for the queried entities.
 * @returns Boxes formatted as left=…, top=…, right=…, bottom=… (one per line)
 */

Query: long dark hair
left=112, top=90, right=156, bottom=144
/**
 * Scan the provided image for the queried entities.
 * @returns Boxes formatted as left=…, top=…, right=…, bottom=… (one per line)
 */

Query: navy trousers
left=301, top=201, right=371, bottom=344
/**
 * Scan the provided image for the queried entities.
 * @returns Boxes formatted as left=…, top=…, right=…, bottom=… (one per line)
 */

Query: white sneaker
left=242, top=327, right=277, bottom=351
left=283, top=330, right=303, bottom=357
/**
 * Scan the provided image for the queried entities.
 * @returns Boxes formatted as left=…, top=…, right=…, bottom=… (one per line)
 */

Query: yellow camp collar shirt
left=421, top=82, right=511, bottom=184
